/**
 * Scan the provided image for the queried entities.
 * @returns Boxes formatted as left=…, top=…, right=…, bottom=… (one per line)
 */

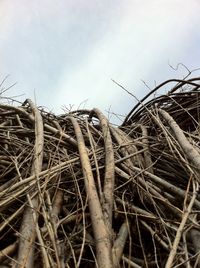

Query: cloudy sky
left=0, top=0, right=200, bottom=123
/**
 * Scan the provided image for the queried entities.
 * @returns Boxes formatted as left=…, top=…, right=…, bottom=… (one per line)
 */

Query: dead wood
left=0, top=76, right=200, bottom=267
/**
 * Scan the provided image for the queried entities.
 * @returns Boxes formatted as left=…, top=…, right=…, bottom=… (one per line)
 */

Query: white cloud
left=0, top=0, right=200, bottom=122
left=55, top=0, right=200, bottom=115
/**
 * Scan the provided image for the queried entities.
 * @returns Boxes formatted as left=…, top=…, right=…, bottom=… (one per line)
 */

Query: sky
left=0, top=0, right=200, bottom=124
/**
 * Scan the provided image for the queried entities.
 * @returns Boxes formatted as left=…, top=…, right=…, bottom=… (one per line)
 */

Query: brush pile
left=0, top=77, right=200, bottom=268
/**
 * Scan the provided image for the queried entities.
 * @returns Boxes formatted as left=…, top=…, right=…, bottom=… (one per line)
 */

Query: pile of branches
left=0, top=77, right=200, bottom=267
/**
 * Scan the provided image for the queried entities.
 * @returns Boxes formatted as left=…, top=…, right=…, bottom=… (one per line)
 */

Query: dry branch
left=70, top=116, right=113, bottom=268
left=0, top=76, right=200, bottom=267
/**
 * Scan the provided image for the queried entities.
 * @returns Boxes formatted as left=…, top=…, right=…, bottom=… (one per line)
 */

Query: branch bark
left=70, top=116, right=113, bottom=268
left=16, top=99, right=44, bottom=268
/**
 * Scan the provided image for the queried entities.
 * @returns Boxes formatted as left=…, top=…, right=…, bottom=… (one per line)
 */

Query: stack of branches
left=0, top=77, right=200, bottom=268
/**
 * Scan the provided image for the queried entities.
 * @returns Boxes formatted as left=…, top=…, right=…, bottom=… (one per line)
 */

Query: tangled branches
left=0, top=77, right=200, bottom=267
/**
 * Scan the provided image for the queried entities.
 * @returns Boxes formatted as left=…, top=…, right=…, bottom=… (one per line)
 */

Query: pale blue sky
left=0, top=0, right=200, bottom=123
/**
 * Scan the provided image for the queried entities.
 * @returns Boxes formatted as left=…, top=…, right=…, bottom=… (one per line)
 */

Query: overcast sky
left=0, top=0, right=200, bottom=123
